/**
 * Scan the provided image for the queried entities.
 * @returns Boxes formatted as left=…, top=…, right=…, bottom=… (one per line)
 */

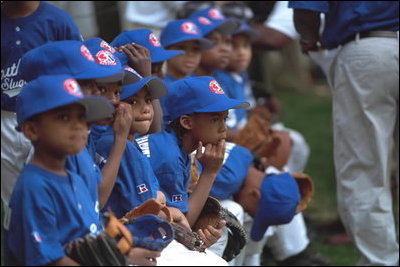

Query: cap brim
left=77, top=95, right=114, bottom=123
left=166, top=37, right=213, bottom=51
left=121, top=76, right=167, bottom=100
left=122, top=67, right=142, bottom=85
left=74, top=64, right=125, bottom=83
left=250, top=208, right=270, bottom=241
left=234, top=29, right=260, bottom=41
left=215, top=19, right=240, bottom=36
left=196, top=98, right=249, bottom=113
left=151, top=50, right=184, bottom=63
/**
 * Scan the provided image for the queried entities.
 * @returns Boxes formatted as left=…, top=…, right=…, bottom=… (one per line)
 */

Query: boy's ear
left=180, top=115, right=193, bottom=130
left=21, top=121, right=39, bottom=142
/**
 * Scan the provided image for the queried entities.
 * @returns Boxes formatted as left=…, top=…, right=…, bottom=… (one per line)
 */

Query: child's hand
left=112, top=102, right=133, bottom=139
left=196, top=139, right=225, bottom=175
left=127, top=247, right=161, bottom=266
left=118, top=43, right=152, bottom=77
left=196, top=220, right=226, bottom=248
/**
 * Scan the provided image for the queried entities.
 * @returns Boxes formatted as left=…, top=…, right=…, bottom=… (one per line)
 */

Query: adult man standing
left=289, top=2, right=399, bottom=265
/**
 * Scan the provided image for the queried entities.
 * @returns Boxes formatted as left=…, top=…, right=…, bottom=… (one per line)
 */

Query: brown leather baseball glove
left=192, top=196, right=247, bottom=261
left=65, top=212, right=132, bottom=266
left=291, top=171, right=315, bottom=212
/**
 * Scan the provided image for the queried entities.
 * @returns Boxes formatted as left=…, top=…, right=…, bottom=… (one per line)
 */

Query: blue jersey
left=213, top=69, right=248, bottom=129
left=95, top=128, right=160, bottom=218
left=87, top=125, right=109, bottom=167
left=4, top=164, right=101, bottom=266
left=1, top=1, right=82, bottom=111
left=210, top=142, right=254, bottom=200
left=288, top=1, right=399, bottom=49
left=137, top=130, right=191, bottom=212
left=65, top=146, right=102, bottom=208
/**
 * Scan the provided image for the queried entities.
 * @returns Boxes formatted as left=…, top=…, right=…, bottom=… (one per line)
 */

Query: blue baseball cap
left=120, top=76, right=167, bottom=101
left=20, top=40, right=124, bottom=83
left=83, top=37, right=141, bottom=85
left=83, top=37, right=129, bottom=66
left=232, top=20, right=260, bottom=41
left=160, top=19, right=213, bottom=50
left=16, top=75, right=114, bottom=131
left=110, top=29, right=184, bottom=63
left=250, top=172, right=301, bottom=241
left=190, top=7, right=240, bottom=36
left=165, top=76, right=249, bottom=121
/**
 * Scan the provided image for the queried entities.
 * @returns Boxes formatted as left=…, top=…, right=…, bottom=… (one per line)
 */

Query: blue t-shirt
left=210, top=142, right=254, bottom=200
left=65, top=146, right=102, bottom=207
left=87, top=125, right=109, bottom=167
left=1, top=1, right=82, bottom=111
left=288, top=1, right=399, bottom=49
left=4, top=164, right=101, bottom=266
left=137, top=130, right=191, bottom=212
left=95, top=128, right=160, bottom=218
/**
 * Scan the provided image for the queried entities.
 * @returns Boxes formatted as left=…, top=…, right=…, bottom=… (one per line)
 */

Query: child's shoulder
left=136, top=130, right=180, bottom=158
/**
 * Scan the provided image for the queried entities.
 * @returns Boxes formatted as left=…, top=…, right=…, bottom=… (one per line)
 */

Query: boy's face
left=123, top=87, right=154, bottom=135
left=167, top=40, right=202, bottom=77
left=200, top=31, right=232, bottom=71
left=24, top=103, right=88, bottom=156
left=227, top=34, right=252, bottom=73
left=77, top=79, right=99, bottom=96
left=94, top=81, right=122, bottom=125
left=234, top=165, right=265, bottom=217
left=96, top=82, right=122, bottom=105
left=189, top=111, right=228, bottom=145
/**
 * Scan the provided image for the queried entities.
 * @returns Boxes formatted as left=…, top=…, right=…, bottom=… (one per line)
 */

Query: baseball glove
left=65, top=212, right=132, bottom=266
left=291, top=172, right=315, bottom=212
left=122, top=198, right=205, bottom=252
left=124, top=214, right=174, bottom=252
left=192, top=196, right=247, bottom=262
left=233, top=112, right=280, bottom=162
left=121, top=198, right=172, bottom=223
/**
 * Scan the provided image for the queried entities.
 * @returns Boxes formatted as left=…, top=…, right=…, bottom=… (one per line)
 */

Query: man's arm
left=292, top=9, right=321, bottom=53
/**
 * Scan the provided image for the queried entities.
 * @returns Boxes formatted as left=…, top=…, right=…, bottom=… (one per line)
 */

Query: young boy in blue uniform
left=4, top=75, right=113, bottom=266
left=159, top=18, right=213, bottom=127
left=19, top=40, right=138, bottom=210
left=1, top=1, right=82, bottom=224
left=137, top=76, right=249, bottom=251
left=160, top=18, right=213, bottom=84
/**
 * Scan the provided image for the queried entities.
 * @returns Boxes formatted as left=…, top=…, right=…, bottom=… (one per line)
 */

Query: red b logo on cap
left=63, top=78, right=83, bottom=97
left=149, top=33, right=161, bottom=47
left=80, top=45, right=95, bottom=62
left=100, top=40, right=116, bottom=53
left=95, top=50, right=117, bottom=65
left=198, top=16, right=212, bottom=25
left=181, top=22, right=198, bottom=35
left=209, top=80, right=224, bottom=94
left=208, top=8, right=225, bottom=20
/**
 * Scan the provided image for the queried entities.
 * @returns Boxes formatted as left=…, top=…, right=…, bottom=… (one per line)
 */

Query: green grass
left=264, top=88, right=360, bottom=266
left=276, top=90, right=337, bottom=222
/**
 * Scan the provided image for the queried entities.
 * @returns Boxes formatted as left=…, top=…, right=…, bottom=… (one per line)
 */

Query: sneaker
left=277, top=247, right=331, bottom=266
